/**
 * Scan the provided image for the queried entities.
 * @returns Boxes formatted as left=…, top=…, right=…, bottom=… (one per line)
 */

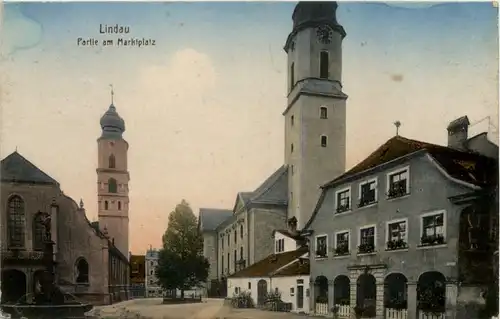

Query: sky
left=0, top=1, right=498, bottom=254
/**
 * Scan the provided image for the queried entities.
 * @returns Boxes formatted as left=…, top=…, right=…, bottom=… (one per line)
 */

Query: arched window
left=104, top=200, right=109, bottom=210
left=7, top=196, right=25, bottom=248
left=33, top=213, right=45, bottom=250
left=75, top=258, right=89, bottom=283
left=118, top=201, right=121, bottom=210
left=109, top=154, right=116, bottom=169
left=108, top=178, right=117, bottom=193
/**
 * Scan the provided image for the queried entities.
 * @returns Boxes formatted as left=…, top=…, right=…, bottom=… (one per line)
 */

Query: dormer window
left=275, top=238, right=285, bottom=253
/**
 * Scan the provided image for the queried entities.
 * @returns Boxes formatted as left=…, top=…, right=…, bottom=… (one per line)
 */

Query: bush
left=230, top=291, right=254, bottom=309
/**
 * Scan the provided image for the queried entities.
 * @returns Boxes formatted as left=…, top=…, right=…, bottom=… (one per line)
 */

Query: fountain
left=0, top=211, right=93, bottom=318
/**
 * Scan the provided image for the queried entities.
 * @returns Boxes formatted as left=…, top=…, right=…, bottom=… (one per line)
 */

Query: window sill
left=334, top=210, right=352, bottom=216
left=417, top=244, right=447, bottom=250
left=385, top=248, right=409, bottom=253
left=386, top=193, right=410, bottom=202
left=333, top=254, right=350, bottom=259
left=315, top=256, right=328, bottom=260
left=358, top=202, right=378, bottom=210
left=357, top=252, right=377, bottom=257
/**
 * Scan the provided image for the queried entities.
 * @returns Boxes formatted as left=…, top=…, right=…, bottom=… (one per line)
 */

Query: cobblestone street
left=88, top=298, right=314, bottom=319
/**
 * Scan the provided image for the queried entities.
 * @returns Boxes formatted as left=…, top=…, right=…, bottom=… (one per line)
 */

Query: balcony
left=1, top=249, right=45, bottom=262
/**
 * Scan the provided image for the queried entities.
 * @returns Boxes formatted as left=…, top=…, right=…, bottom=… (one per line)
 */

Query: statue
left=467, top=212, right=482, bottom=250
left=37, top=212, right=52, bottom=242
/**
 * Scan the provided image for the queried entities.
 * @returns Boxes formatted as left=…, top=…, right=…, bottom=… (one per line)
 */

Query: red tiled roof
left=228, top=247, right=308, bottom=278
left=273, top=259, right=310, bottom=277
left=324, top=135, right=497, bottom=188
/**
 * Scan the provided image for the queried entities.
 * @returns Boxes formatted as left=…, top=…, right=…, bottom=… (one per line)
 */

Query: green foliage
left=156, top=200, right=209, bottom=293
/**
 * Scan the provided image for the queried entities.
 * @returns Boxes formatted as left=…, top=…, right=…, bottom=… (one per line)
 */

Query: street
left=88, top=298, right=313, bottom=319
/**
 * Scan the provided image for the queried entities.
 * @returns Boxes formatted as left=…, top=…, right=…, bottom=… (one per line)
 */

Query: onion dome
left=292, top=1, right=340, bottom=29
left=100, top=104, right=125, bottom=139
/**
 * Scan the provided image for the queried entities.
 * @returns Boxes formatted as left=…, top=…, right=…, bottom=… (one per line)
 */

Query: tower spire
left=110, top=84, right=114, bottom=105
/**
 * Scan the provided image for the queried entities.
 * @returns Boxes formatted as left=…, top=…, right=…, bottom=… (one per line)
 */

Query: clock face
left=316, top=25, right=333, bottom=44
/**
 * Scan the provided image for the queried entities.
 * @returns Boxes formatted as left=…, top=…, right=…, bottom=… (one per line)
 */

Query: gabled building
left=227, top=218, right=310, bottom=313
left=303, top=117, right=498, bottom=319
left=129, top=254, right=146, bottom=298
left=0, top=151, right=129, bottom=305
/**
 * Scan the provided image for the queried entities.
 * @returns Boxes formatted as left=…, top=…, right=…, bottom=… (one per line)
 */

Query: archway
left=356, top=273, right=376, bottom=317
left=75, top=258, right=89, bottom=283
left=334, top=275, right=350, bottom=305
left=257, top=279, right=267, bottom=306
left=1, top=269, right=27, bottom=303
left=384, top=273, right=408, bottom=310
left=417, top=271, right=446, bottom=316
left=314, top=275, right=329, bottom=314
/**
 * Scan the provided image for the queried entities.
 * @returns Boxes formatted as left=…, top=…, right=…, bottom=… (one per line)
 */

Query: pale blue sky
left=1, top=2, right=498, bottom=253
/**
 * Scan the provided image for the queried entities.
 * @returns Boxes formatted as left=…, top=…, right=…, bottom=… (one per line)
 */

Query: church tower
left=284, top=2, right=347, bottom=229
left=97, top=89, right=130, bottom=257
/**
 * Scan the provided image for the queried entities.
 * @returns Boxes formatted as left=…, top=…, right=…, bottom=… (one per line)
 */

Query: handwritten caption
left=77, top=24, right=156, bottom=48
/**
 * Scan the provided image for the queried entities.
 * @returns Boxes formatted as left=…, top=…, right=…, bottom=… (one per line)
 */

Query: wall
left=227, top=277, right=268, bottom=302
left=273, top=275, right=310, bottom=313
left=0, top=183, right=110, bottom=304
left=308, top=154, right=472, bottom=283
left=202, top=232, right=218, bottom=280
left=251, top=207, right=287, bottom=264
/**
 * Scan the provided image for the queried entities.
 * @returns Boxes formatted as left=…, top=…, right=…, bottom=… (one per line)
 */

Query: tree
left=156, top=200, right=209, bottom=298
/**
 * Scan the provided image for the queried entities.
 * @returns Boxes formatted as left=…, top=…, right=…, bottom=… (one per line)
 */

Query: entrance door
left=297, top=285, right=304, bottom=309
left=257, top=279, right=267, bottom=307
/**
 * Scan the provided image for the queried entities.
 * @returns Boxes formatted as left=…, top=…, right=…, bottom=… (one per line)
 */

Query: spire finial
left=394, top=121, right=401, bottom=136
left=110, top=84, right=114, bottom=105
left=15, top=146, right=18, bottom=152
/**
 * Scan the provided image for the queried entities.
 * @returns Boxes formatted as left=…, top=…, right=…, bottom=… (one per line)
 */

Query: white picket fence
left=419, top=312, right=445, bottom=319
left=315, top=302, right=329, bottom=315
left=335, top=304, right=351, bottom=317
left=386, top=308, right=408, bottom=319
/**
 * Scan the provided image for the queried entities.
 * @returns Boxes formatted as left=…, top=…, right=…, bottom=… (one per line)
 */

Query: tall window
left=240, top=246, right=243, bottom=260
left=290, top=62, right=295, bottom=88
left=7, top=196, right=25, bottom=248
left=221, top=255, right=224, bottom=274
left=234, top=229, right=237, bottom=243
left=118, top=201, right=122, bottom=210
left=291, top=115, right=295, bottom=126
left=359, top=226, right=375, bottom=254
left=321, top=135, right=328, bottom=147
left=359, top=180, right=377, bottom=206
left=336, top=189, right=351, bottom=213
left=320, top=107, right=328, bottom=119
left=233, top=250, right=237, bottom=269
left=108, top=178, right=117, bottom=193
left=104, top=200, right=109, bottom=210
left=33, top=213, right=45, bottom=250
left=320, top=51, right=329, bottom=79
left=315, top=235, right=327, bottom=258
left=227, top=234, right=230, bottom=246
left=240, top=224, right=243, bottom=239
left=109, top=154, right=116, bottom=168
left=291, top=143, right=294, bottom=153
left=420, top=211, right=445, bottom=246
left=387, top=169, right=409, bottom=198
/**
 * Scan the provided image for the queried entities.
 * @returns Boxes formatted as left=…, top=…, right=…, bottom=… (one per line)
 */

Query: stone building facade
left=145, top=248, right=162, bottom=297
left=0, top=152, right=129, bottom=305
left=303, top=118, right=498, bottom=319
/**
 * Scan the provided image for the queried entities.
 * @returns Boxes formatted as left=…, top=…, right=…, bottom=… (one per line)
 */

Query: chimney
left=287, top=216, right=298, bottom=235
left=447, top=116, right=470, bottom=150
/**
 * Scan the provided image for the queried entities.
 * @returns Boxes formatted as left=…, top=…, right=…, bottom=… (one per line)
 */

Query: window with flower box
left=359, top=179, right=377, bottom=207
left=358, top=226, right=376, bottom=254
left=386, top=219, right=408, bottom=250
left=420, top=211, right=446, bottom=246
left=334, top=231, right=350, bottom=256
left=335, top=187, right=351, bottom=213
left=386, top=167, right=410, bottom=199
left=315, top=235, right=328, bottom=258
